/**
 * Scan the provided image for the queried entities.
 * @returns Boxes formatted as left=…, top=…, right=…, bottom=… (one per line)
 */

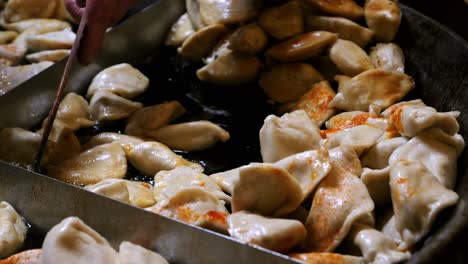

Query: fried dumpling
left=328, top=146, right=362, bottom=176
left=0, top=29, right=36, bottom=66
left=289, top=253, right=363, bottom=264
left=128, top=142, right=202, bottom=177
left=258, top=0, right=303, bottom=40
left=329, top=69, right=415, bottom=111
left=306, top=15, right=373, bottom=48
left=0, top=31, right=18, bottom=45
left=265, top=31, right=338, bottom=62
left=228, top=211, right=306, bottom=253
left=275, top=149, right=332, bottom=199
left=27, top=28, right=76, bottom=52
left=40, top=217, right=117, bottom=264
left=228, top=23, right=268, bottom=55
left=3, top=0, right=58, bottom=23
left=89, top=90, right=143, bottom=122
left=3, top=19, right=71, bottom=33
left=364, top=0, right=401, bottom=42
left=154, top=165, right=230, bottom=204
left=151, top=121, right=230, bottom=151
left=178, top=24, right=228, bottom=61
left=260, top=110, right=322, bottom=163
left=83, top=133, right=144, bottom=156
left=86, top=63, right=149, bottom=100
left=232, top=163, right=303, bottom=217
left=305, top=166, right=374, bottom=252
left=389, top=128, right=465, bottom=189
left=26, top=49, right=70, bottom=63
left=286, top=81, right=337, bottom=126
left=118, top=242, right=168, bottom=264
left=125, top=101, right=186, bottom=140
left=185, top=0, right=206, bottom=30
left=328, top=39, right=374, bottom=77
left=0, top=249, right=42, bottom=264
left=198, top=0, right=262, bottom=26
left=370, top=43, right=405, bottom=73
left=360, top=167, right=391, bottom=207
left=0, top=202, right=27, bottom=258
left=361, top=137, right=408, bottom=170
left=259, top=63, right=324, bottom=103
left=165, top=13, right=195, bottom=47
left=197, top=49, right=262, bottom=86
left=325, top=111, right=376, bottom=130
left=0, top=127, right=41, bottom=166
left=381, top=102, right=460, bottom=138
left=210, top=166, right=244, bottom=195
left=48, top=142, right=127, bottom=185
left=152, top=187, right=229, bottom=233
left=0, top=61, right=53, bottom=93
left=389, top=160, right=459, bottom=250
left=52, top=92, right=94, bottom=131
left=350, top=225, right=411, bottom=264
left=305, top=0, right=364, bottom=20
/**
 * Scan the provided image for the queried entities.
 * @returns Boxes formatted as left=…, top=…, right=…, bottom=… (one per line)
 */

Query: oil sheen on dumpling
left=128, top=142, right=202, bottom=176
left=165, top=13, right=195, bottom=47
left=154, top=166, right=230, bottom=204
left=48, top=142, right=127, bottom=185
left=86, top=63, right=149, bottom=100
left=0, top=202, right=27, bottom=258
left=329, top=69, right=415, bottom=112
left=228, top=211, right=306, bottom=253
left=53, top=92, right=94, bottom=131
left=228, top=23, right=268, bottom=55
left=328, top=146, right=362, bottom=176
left=151, top=121, right=230, bottom=151
left=125, top=101, right=186, bottom=140
left=389, top=160, right=459, bottom=250
left=197, top=0, right=262, bottom=26
left=83, top=132, right=144, bottom=156
left=39, top=217, right=117, bottom=264
left=305, top=166, right=374, bottom=252
left=178, top=24, right=228, bottom=62
left=232, top=163, right=303, bottom=217
left=389, top=128, right=465, bottom=189
left=305, top=0, right=363, bottom=20
left=258, top=1, right=304, bottom=40
left=27, top=28, right=76, bottom=52
left=118, top=242, right=168, bottom=264
left=0, top=127, right=41, bottom=166
left=364, top=0, right=401, bottom=42
left=89, top=90, right=143, bottom=122
left=260, top=110, right=321, bottom=163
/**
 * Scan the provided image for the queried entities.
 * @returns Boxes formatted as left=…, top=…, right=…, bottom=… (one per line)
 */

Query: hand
left=65, top=0, right=139, bottom=64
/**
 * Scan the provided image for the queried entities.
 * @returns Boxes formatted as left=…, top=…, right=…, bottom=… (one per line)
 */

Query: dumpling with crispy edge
left=328, top=39, right=374, bottom=77
left=178, top=24, right=228, bottom=62
left=83, top=132, right=144, bottom=156
left=0, top=249, right=42, bottom=264
left=232, top=163, right=303, bottom=217
left=39, top=217, right=117, bottom=264
left=306, top=15, right=373, bottom=48
left=265, top=31, right=338, bottom=63
left=48, top=142, right=127, bottom=185
left=118, top=241, right=168, bottom=264
left=26, top=49, right=70, bottom=63
left=0, top=127, right=41, bottom=166
left=198, top=0, right=262, bottom=26
left=305, top=166, right=375, bottom=252
left=350, top=224, right=411, bottom=264
left=27, top=28, right=76, bottom=52
left=86, top=63, right=149, bottom=100
left=287, top=81, right=337, bottom=126
left=52, top=92, right=94, bottom=131
left=389, top=128, right=465, bottom=189
left=289, top=253, right=363, bottom=264
left=275, top=148, right=332, bottom=200
left=305, top=0, right=364, bottom=20
left=325, top=111, right=376, bottom=130
left=151, top=121, right=230, bottom=152
left=361, top=137, right=408, bottom=170
left=370, top=43, right=405, bottom=73
left=125, top=101, right=187, bottom=140
left=89, top=90, right=143, bottom=122
left=260, top=110, right=322, bottom=163
left=329, top=69, right=415, bottom=112
left=154, top=165, right=230, bottom=204
left=259, top=63, right=324, bottom=104
left=128, top=142, right=203, bottom=177
left=389, top=160, right=459, bottom=250
left=228, top=211, right=306, bottom=253
left=258, top=0, right=304, bottom=40
left=3, top=0, right=58, bottom=23
left=365, top=0, right=401, bottom=42
left=0, top=201, right=27, bottom=258
left=151, top=187, right=229, bottom=233
left=381, top=102, right=460, bottom=138
left=165, top=13, right=195, bottom=47
left=228, top=23, right=268, bottom=55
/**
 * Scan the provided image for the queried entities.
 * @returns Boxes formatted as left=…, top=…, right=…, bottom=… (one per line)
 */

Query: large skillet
left=0, top=1, right=467, bottom=263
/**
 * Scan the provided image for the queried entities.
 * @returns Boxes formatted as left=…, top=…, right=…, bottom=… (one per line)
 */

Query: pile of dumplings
left=0, top=201, right=169, bottom=264
left=0, top=0, right=465, bottom=263
left=0, top=0, right=76, bottom=94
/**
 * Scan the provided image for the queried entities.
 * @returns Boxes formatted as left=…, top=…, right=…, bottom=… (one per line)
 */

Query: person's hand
left=65, top=0, right=139, bottom=64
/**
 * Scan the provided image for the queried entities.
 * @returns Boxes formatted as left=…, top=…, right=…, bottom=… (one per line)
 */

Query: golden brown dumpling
left=165, top=13, right=195, bottom=47
left=178, top=24, right=228, bottom=62
left=328, top=39, right=374, bottom=76
left=305, top=0, right=364, bottom=20
left=364, top=0, right=401, bottom=42
left=89, top=91, right=143, bottom=122
left=228, top=23, right=268, bottom=55
left=3, top=0, right=58, bottom=23
left=258, top=1, right=304, bottom=40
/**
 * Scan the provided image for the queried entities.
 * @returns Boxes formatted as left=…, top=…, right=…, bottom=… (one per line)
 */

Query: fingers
left=65, top=0, right=84, bottom=22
